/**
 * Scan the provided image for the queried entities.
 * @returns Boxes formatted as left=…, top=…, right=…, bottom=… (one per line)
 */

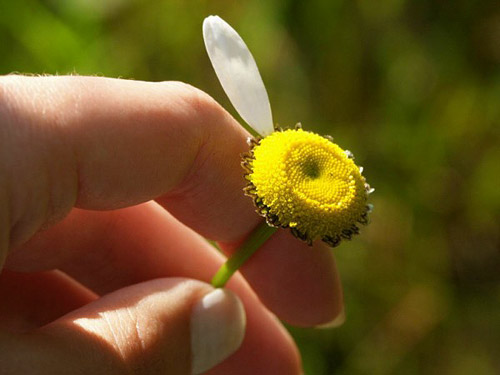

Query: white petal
left=203, top=16, right=274, bottom=136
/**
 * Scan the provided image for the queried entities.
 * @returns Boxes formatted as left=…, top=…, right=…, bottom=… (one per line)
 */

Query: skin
left=0, top=76, right=344, bottom=374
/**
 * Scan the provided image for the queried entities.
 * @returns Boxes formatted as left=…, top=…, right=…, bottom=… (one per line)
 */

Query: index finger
left=1, top=75, right=343, bottom=326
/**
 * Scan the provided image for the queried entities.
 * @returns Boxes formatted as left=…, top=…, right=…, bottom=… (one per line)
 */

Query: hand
left=0, top=76, right=344, bottom=374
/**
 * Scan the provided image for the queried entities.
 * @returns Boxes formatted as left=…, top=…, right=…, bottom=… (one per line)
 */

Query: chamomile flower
left=203, top=16, right=373, bottom=287
left=203, top=15, right=372, bottom=250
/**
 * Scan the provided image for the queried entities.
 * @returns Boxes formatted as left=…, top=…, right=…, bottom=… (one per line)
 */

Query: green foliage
left=2, top=0, right=499, bottom=373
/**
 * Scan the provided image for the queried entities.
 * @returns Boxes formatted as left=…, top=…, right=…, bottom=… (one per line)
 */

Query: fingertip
left=206, top=291, right=303, bottom=375
left=315, top=306, right=346, bottom=329
left=38, top=278, right=248, bottom=375
left=191, top=288, right=246, bottom=374
left=230, top=230, right=344, bottom=327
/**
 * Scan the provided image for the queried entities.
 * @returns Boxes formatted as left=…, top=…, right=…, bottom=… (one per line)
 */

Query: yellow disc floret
left=243, top=127, right=370, bottom=246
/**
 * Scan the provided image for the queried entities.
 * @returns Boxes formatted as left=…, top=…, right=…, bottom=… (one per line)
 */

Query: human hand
left=0, top=76, right=344, bottom=374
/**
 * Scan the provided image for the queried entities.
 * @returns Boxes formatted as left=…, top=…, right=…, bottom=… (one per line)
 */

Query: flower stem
left=211, top=222, right=277, bottom=288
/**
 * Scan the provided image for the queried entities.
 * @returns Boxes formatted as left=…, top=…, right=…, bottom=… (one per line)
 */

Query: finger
left=6, top=203, right=303, bottom=372
left=0, top=270, right=96, bottom=332
left=6, top=203, right=219, bottom=294
left=2, top=75, right=342, bottom=324
left=2, top=279, right=253, bottom=375
left=207, top=289, right=301, bottom=375
left=7, top=201, right=342, bottom=326
left=226, top=231, right=344, bottom=326
left=1, top=75, right=251, bottom=245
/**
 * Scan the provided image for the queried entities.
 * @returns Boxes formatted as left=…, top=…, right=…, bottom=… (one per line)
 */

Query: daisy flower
left=203, top=16, right=373, bottom=287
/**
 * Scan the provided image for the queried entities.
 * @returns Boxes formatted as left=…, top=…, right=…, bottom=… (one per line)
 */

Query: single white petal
left=203, top=15, right=274, bottom=136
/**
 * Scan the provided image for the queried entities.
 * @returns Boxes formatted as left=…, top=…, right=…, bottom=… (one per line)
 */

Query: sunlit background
left=2, top=0, right=499, bottom=374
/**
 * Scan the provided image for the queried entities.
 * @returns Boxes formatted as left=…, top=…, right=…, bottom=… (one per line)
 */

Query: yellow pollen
left=247, top=128, right=368, bottom=244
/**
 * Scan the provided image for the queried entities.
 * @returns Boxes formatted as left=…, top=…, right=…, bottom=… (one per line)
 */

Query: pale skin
left=0, top=76, right=344, bottom=374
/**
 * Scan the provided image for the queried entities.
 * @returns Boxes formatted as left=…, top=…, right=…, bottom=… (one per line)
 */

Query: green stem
left=211, top=222, right=277, bottom=288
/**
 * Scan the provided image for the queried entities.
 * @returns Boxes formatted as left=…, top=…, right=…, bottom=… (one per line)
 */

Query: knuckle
left=0, top=75, right=77, bottom=249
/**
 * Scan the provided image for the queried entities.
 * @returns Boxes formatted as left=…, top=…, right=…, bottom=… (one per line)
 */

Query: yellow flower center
left=247, top=128, right=368, bottom=245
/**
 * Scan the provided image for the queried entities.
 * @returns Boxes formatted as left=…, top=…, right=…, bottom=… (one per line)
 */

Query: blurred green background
left=2, top=0, right=499, bottom=374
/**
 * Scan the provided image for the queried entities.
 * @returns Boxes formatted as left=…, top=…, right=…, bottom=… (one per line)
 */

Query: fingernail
left=315, top=307, right=345, bottom=329
left=190, top=289, right=246, bottom=374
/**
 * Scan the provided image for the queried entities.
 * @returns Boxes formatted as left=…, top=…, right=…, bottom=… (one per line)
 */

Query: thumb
left=14, top=278, right=246, bottom=375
